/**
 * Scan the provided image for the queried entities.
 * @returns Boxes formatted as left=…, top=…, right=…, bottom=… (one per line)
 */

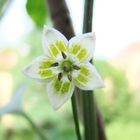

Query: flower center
left=61, top=60, right=73, bottom=73
left=50, top=52, right=80, bottom=82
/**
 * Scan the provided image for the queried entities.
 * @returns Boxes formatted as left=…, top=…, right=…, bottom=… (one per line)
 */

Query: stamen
left=72, top=65, right=80, bottom=70
left=61, top=51, right=67, bottom=59
left=58, top=72, right=63, bottom=80
left=51, top=62, right=59, bottom=67
left=67, top=74, right=72, bottom=81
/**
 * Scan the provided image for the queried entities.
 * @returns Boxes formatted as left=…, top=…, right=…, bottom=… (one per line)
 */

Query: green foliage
left=0, top=0, right=9, bottom=19
left=0, top=0, right=6, bottom=10
left=106, top=121, right=140, bottom=140
left=0, top=0, right=7, bottom=11
left=95, top=60, right=133, bottom=123
left=26, top=0, right=48, bottom=28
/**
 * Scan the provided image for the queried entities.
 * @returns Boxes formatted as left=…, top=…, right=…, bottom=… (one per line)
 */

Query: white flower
left=0, top=84, right=25, bottom=115
left=23, top=26, right=104, bottom=110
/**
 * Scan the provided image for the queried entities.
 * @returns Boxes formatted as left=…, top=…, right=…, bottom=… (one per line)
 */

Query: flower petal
left=42, top=26, right=68, bottom=60
left=72, top=62, right=104, bottom=90
left=69, top=33, right=96, bottom=63
left=46, top=76, right=75, bottom=110
left=23, top=56, right=59, bottom=81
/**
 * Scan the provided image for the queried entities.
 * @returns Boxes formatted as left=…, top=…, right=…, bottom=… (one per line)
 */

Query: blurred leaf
left=0, top=83, right=26, bottom=115
left=26, top=0, right=48, bottom=28
left=0, top=0, right=7, bottom=14
left=0, top=0, right=12, bottom=20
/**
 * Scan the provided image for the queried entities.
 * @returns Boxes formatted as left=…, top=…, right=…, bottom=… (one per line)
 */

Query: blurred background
left=0, top=0, right=140, bottom=140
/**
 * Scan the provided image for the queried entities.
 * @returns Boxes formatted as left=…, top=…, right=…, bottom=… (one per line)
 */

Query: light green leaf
left=26, top=0, right=48, bottom=28
left=0, top=0, right=11, bottom=20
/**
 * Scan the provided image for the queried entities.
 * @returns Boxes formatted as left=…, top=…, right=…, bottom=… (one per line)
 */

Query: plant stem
left=19, top=112, right=47, bottom=140
left=82, top=92, right=98, bottom=140
left=71, top=92, right=82, bottom=140
left=83, top=0, right=94, bottom=33
left=82, top=0, right=98, bottom=140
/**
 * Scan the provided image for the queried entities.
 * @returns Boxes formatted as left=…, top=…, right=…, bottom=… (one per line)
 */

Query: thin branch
left=96, top=103, right=107, bottom=140
left=46, top=0, right=75, bottom=39
left=71, top=93, right=82, bottom=140
left=18, top=112, right=47, bottom=140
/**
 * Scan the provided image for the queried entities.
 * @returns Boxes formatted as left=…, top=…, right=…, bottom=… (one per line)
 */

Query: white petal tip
left=50, top=99, right=69, bottom=111
left=22, top=66, right=31, bottom=78
left=102, top=83, right=105, bottom=88
left=43, top=24, right=47, bottom=28
left=85, top=32, right=96, bottom=40
left=52, top=105, right=61, bottom=111
left=97, top=84, right=105, bottom=89
left=43, top=25, right=51, bottom=30
left=22, top=67, right=27, bottom=77
left=43, top=26, right=56, bottom=35
left=95, top=81, right=105, bottom=89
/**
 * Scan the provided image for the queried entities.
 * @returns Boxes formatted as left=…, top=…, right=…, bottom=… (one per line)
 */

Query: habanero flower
left=23, top=26, right=104, bottom=110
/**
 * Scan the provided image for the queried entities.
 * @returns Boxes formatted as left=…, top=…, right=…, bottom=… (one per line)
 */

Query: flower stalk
left=82, top=0, right=98, bottom=140
left=71, top=93, right=82, bottom=140
left=19, top=112, right=47, bottom=140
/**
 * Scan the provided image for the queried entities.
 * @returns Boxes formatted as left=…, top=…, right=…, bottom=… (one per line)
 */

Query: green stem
left=19, top=112, right=47, bottom=140
left=83, top=0, right=94, bottom=33
left=82, top=92, right=98, bottom=140
left=71, top=92, right=82, bottom=140
left=82, top=0, right=98, bottom=140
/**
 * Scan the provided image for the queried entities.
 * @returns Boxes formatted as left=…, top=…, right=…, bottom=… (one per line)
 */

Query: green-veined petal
left=42, top=26, right=68, bottom=61
left=72, top=62, right=104, bottom=90
left=46, top=76, right=74, bottom=110
left=23, top=56, right=59, bottom=81
left=69, top=33, right=95, bottom=63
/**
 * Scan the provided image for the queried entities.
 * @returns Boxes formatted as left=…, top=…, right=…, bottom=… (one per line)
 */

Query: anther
left=72, top=65, right=80, bottom=70
left=61, top=51, right=67, bottom=59
left=67, top=74, right=72, bottom=81
left=58, top=73, right=63, bottom=80
left=51, top=62, right=59, bottom=67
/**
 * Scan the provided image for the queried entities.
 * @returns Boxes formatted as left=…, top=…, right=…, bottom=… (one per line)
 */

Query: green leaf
left=26, top=0, right=48, bottom=28
left=0, top=0, right=10, bottom=20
